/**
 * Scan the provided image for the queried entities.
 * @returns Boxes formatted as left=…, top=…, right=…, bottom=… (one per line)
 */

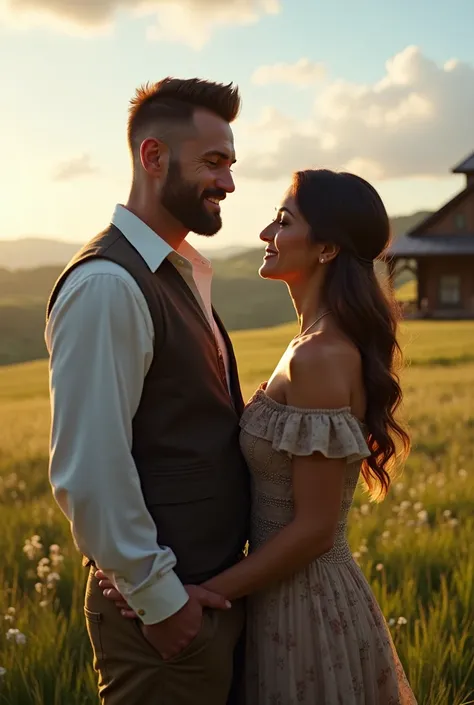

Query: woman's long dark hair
left=293, top=169, right=410, bottom=500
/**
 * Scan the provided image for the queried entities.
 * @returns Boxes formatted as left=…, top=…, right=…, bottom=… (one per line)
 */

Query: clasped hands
left=95, top=570, right=229, bottom=661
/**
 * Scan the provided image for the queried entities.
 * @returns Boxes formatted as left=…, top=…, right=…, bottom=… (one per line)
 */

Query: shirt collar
left=111, top=204, right=212, bottom=273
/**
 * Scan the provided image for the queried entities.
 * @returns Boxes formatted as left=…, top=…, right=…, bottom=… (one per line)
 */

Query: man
left=46, top=77, right=250, bottom=705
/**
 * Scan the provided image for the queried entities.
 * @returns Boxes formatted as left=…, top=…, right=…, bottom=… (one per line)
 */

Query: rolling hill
left=0, top=211, right=428, bottom=365
left=0, top=211, right=430, bottom=270
left=0, top=238, right=251, bottom=271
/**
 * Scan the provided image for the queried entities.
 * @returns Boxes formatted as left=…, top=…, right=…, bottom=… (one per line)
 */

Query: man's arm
left=46, top=262, right=189, bottom=624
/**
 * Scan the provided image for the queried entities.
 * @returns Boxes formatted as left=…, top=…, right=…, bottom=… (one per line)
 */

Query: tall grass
left=0, top=321, right=473, bottom=704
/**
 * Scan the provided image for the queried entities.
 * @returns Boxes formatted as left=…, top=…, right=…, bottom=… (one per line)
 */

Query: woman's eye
left=207, top=161, right=219, bottom=167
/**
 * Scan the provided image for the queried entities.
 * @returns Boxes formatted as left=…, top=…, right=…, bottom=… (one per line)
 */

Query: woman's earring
left=320, top=258, right=324, bottom=264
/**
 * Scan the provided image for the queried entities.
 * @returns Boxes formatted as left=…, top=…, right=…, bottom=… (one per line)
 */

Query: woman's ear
left=318, top=243, right=340, bottom=264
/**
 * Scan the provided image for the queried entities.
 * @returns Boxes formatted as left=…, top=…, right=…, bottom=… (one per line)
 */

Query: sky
left=0, top=0, right=473, bottom=252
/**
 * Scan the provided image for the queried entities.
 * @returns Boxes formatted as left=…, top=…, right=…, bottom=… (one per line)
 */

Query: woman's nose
left=260, top=221, right=277, bottom=243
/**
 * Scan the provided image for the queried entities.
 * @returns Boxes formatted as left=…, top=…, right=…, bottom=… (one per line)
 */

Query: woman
left=98, top=169, right=416, bottom=704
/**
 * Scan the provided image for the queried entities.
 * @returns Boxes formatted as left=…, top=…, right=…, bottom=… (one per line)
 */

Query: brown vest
left=47, top=225, right=250, bottom=584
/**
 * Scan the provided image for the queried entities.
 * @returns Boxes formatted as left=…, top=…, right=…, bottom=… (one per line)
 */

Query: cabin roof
left=407, top=184, right=474, bottom=236
left=452, top=150, right=474, bottom=174
left=386, top=234, right=474, bottom=258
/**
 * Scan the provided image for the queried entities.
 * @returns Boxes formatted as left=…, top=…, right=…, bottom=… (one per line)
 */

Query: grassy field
left=0, top=320, right=473, bottom=704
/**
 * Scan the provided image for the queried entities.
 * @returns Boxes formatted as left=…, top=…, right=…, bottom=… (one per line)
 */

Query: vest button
left=137, top=609, right=146, bottom=616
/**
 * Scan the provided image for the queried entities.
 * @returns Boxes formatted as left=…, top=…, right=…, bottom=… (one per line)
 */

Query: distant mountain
left=0, top=210, right=430, bottom=365
left=0, top=212, right=431, bottom=270
left=389, top=211, right=431, bottom=238
left=0, top=238, right=81, bottom=270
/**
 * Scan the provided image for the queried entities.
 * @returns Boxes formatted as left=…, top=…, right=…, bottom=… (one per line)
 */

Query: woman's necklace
left=295, top=310, right=332, bottom=338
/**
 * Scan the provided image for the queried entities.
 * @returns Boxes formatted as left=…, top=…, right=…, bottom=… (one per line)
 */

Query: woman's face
left=259, top=188, right=321, bottom=283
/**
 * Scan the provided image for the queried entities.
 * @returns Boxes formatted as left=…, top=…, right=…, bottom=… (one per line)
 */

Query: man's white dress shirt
left=46, top=205, right=230, bottom=625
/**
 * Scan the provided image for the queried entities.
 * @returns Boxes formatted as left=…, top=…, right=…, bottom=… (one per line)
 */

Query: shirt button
left=137, top=609, right=146, bottom=616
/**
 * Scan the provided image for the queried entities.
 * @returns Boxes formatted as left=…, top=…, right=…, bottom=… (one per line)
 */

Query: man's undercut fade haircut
left=127, top=76, right=241, bottom=158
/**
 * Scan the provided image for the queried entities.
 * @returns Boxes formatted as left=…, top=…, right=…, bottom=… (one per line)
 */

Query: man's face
left=161, top=108, right=236, bottom=236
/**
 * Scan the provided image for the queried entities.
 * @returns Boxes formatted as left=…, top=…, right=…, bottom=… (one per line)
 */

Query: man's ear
left=139, top=138, right=169, bottom=177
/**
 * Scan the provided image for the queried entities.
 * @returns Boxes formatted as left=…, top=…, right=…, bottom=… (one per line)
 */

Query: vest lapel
left=213, top=308, right=245, bottom=416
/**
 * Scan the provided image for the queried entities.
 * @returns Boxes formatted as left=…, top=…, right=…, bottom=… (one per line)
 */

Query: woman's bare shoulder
left=287, top=333, right=361, bottom=409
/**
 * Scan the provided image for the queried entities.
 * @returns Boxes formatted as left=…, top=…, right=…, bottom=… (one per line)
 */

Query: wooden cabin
left=386, top=151, right=474, bottom=318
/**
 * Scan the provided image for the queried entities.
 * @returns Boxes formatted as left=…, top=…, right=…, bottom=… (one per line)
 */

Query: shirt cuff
left=118, top=570, right=189, bottom=625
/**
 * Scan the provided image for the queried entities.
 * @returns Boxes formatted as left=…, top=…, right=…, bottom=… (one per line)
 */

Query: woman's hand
left=95, top=570, right=137, bottom=618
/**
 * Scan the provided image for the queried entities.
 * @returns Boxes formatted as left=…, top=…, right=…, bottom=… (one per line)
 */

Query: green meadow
left=0, top=320, right=473, bottom=704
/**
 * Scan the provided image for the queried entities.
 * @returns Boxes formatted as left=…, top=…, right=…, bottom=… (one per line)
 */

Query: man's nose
left=217, top=170, right=235, bottom=194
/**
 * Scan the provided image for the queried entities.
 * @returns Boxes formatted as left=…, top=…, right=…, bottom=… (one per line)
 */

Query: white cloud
left=239, top=46, right=474, bottom=182
left=1, top=0, right=280, bottom=47
left=252, top=58, right=326, bottom=87
left=52, top=154, right=99, bottom=182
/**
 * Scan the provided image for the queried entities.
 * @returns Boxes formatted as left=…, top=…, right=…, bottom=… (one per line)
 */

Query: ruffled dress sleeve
left=240, top=388, right=371, bottom=464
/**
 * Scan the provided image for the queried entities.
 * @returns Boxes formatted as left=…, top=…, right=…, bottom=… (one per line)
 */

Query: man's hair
left=127, top=77, right=241, bottom=157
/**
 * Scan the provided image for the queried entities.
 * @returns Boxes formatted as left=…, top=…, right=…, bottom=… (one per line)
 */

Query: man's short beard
left=161, top=159, right=223, bottom=236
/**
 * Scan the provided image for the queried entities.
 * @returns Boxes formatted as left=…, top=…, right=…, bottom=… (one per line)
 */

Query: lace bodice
left=239, top=387, right=371, bottom=562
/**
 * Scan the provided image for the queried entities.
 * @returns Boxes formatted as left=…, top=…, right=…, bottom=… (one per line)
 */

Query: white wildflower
left=388, top=618, right=396, bottom=627
left=458, top=469, right=467, bottom=479
left=413, top=502, right=423, bottom=512
left=360, top=504, right=370, bottom=516
left=443, top=509, right=452, bottom=519
left=375, top=563, right=384, bottom=571
left=400, top=500, right=411, bottom=511
left=22, top=541, right=36, bottom=560
left=7, top=608, right=15, bottom=616
left=46, top=572, right=60, bottom=584
left=37, top=564, right=51, bottom=579
left=0, top=666, right=6, bottom=678
left=49, top=544, right=61, bottom=553
left=449, top=518, right=459, bottom=527
left=6, top=628, right=27, bottom=645
left=397, top=617, right=407, bottom=626
left=352, top=551, right=361, bottom=560
left=35, top=583, right=43, bottom=594
left=382, top=531, right=390, bottom=539
left=408, top=488, right=417, bottom=498
left=39, top=601, right=48, bottom=608
left=417, top=510, right=428, bottom=524
left=31, top=535, right=43, bottom=549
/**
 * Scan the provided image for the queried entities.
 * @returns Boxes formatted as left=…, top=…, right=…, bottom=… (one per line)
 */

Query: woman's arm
left=202, top=343, right=353, bottom=601
left=202, top=454, right=346, bottom=600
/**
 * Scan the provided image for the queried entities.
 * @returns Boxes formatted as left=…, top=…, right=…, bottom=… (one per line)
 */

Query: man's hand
left=95, top=571, right=231, bottom=660
left=141, top=585, right=228, bottom=660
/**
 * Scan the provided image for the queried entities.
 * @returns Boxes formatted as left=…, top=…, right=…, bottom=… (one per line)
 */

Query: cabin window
left=438, top=275, right=461, bottom=306
left=454, top=213, right=466, bottom=230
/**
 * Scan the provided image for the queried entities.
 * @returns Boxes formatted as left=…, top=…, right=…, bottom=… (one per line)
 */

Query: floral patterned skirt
left=244, top=558, right=417, bottom=705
